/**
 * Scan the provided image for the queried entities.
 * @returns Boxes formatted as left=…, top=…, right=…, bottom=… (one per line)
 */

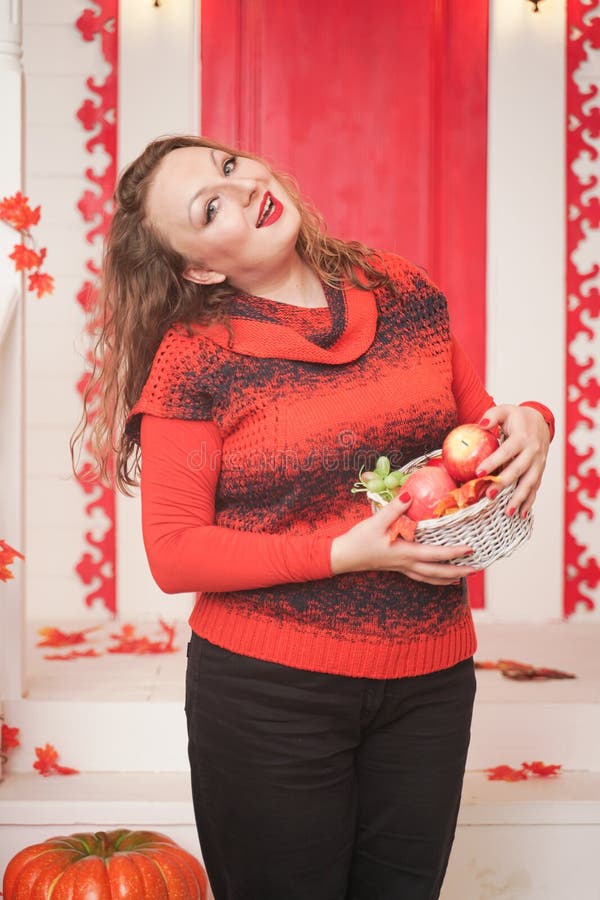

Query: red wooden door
left=200, top=0, right=489, bottom=605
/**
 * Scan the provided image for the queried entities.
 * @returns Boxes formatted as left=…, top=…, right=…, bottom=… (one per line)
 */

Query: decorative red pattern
left=74, top=1, right=118, bottom=614
left=565, top=1, right=600, bottom=615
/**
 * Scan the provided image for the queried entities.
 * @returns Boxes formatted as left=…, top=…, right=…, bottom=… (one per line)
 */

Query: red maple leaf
left=36, top=626, right=100, bottom=648
left=1, top=723, right=21, bottom=753
left=485, top=764, right=529, bottom=782
left=522, top=761, right=562, bottom=777
left=27, top=271, right=54, bottom=298
left=33, top=743, right=79, bottom=777
left=8, top=243, right=45, bottom=271
left=485, top=761, right=562, bottom=781
left=0, top=539, right=25, bottom=582
left=0, top=191, right=41, bottom=230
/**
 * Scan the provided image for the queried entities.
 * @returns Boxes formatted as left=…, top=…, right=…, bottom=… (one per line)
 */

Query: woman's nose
left=229, top=178, right=258, bottom=206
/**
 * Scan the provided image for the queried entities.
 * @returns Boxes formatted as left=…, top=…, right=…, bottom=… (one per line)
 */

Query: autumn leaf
left=1, top=723, right=20, bottom=753
left=28, top=271, right=54, bottom=298
left=485, top=761, right=562, bottom=781
left=474, top=658, right=576, bottom=680
left=522, top=761, right=562, bottom=777
left=485, top=765, right=528, bottom=782
left=107, top=620, right=178, bottom=655
left=0, top=539, right=25, bottom=582
left=433, top=475, right=501, bottom=518
left=9, top=243, right=45, bottom=271
left=388, top=514, right=417, bottom=543
left=0, top=191, right=41, bottom=230
left=33, top=743, right=79, bottom=777
left=43, top=648, right=102, bottom=661
left=37, top=626, right=100, bottom=648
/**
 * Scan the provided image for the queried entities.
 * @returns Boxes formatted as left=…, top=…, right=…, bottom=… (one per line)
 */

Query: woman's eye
left=205, top=198, right=219, bottom=223
left=223, top=156, right=236, bottom=175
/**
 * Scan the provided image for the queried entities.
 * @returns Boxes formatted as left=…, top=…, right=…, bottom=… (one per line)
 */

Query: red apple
left=403, top=465, right=458, bottom=521
left=441, top=423, right=499, bottom=482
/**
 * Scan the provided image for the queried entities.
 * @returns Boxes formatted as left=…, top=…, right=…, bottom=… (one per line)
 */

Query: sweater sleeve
left=140, top=414, right=333, bottom=594
left=451, top=334, right=495, bottom=423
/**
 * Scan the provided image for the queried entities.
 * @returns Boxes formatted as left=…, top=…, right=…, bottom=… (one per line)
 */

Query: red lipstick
left=256, top=191, right=283, bottom=227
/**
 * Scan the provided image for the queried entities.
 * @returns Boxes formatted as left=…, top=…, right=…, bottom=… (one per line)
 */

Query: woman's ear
left=183, top=265, right=227, bottom=286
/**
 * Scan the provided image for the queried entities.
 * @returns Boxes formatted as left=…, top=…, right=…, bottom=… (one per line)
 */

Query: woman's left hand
left=474, top=404, right=551, bottom=518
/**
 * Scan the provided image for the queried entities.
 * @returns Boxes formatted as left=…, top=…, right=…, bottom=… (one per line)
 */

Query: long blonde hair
left=72, top=134, right=391, bottom=493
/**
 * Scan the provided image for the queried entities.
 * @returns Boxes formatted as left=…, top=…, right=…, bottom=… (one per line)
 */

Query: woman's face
left=145, top=145, right=301, bottom=290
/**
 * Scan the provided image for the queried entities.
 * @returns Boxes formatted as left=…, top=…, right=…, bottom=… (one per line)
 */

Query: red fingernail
left=507, top=506, right=516, bottom=517
left=479, top=418, right=490, bottom=427
left=400, top=491, right=411, bottom=503
left=488, top=488, right=499, bottom=499
left=521, top=509, right=529, bottom=519
left=475, top=468, right=486, bottom=478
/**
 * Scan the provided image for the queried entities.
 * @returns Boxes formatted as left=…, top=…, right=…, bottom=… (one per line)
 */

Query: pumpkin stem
left=92, top=831, right=116, bottom=858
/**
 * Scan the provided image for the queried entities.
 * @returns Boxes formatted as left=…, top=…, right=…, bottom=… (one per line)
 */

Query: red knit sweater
left=127, top=253, right=530, bottom=678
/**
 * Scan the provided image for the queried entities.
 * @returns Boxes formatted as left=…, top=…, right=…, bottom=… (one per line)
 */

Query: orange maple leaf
left=107, top=620, right=178, bottom=655
left=33, top=743, right=79, bottom=777
left=9, top=243, right=45, bottom=271
left=0, top=539, right=25, bottom=582
left=0, top=191, right=41, bottom=230
left=27, top=271, right=54, bottom=298
left=433, top=475, right=501, bottom=518
left=44, top=648, right=102, bottom=661
left=388, top=514, right=417, bottom=543
left=1, top=723, right=21, bottom=753
left=36, top=626, right=100, bottom=648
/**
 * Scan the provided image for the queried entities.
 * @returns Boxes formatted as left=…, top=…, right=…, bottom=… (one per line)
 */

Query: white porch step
left=5, top=620, right=599, bottom=773
left=1, top=771, right=600, bottom=898
left=467, top=620, right=600, bottom=772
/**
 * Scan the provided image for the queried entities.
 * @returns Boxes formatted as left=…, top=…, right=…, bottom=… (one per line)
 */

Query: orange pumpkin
left=2, top=829, right=208, bottom=899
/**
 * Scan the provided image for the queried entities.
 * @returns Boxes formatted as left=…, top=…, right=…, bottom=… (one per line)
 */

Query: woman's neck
left=232, top=257, right=328, bottom=308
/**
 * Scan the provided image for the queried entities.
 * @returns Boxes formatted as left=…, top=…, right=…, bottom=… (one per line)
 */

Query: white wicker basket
left=368, top=449, right=533, bottom=570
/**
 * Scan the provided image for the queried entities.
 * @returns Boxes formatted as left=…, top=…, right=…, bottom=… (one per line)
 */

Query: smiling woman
left=71, top=133, right=553, bottom=900
left=145, top=145, right=301, bottom=292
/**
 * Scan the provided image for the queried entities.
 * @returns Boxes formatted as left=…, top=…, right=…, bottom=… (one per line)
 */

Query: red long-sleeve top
left=140, top=337, right=493, bottom=594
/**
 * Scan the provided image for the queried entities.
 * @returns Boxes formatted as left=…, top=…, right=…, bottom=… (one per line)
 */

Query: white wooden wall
left=485, top=0, right=568, bottom=621
left=12, top=0, right=599, bottom=627
left=22, top=0, right=109, bottom=622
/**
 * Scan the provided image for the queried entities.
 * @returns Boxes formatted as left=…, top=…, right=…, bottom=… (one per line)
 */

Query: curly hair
left=71, top=134, right=392, bottom=493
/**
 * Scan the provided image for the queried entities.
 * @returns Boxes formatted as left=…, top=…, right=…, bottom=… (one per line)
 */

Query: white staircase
left=1, top=620, right=599, bottom=899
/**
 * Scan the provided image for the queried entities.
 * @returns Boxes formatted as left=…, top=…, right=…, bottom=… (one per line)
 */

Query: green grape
left=360, top=470, right=377, bottom=486
left=384, top=470, right=407, bottom=489
left=374, top=456, right=391, bottom=477
left=364, top=476, right=387, bottom=493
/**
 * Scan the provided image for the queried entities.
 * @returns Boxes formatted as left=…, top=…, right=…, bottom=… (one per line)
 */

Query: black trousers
left=185, top=634, right=476, bottom=900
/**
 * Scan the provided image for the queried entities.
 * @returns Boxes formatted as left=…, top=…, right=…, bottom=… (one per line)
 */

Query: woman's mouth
left=256, top=191, right=283, bottom=227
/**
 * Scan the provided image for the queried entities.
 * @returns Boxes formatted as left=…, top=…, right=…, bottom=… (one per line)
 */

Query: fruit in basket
left=441, top=424, right=499, bottom=482
left=402, top=465, right=458, bottom=521
left=351, top=457, right=408, bottom=503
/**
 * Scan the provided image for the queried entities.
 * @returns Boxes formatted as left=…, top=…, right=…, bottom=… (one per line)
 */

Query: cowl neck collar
left=192, top=278, right=378, bottom=365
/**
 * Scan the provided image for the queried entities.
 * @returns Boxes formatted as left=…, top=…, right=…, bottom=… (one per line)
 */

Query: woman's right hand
left=330, top=494, right=478, bottom=586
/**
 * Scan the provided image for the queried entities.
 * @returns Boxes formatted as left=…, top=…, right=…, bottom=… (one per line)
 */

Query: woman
left=78, top=135, right=553, bottom=900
